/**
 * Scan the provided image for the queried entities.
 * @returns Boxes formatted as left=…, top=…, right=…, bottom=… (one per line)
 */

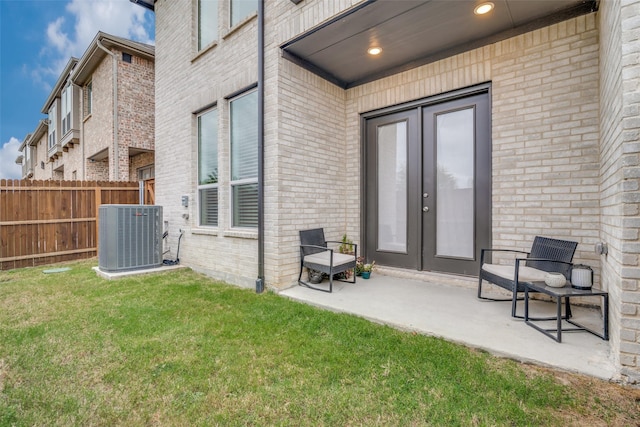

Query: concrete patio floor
left=280, top=270, right=616, bottom=381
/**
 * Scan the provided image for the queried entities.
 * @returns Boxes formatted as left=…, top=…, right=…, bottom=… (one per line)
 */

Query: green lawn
left=0, top=261, right=638, bottom=426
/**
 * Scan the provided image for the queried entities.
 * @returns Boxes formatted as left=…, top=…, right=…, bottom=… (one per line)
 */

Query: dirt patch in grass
left=521, top=363, right=640, bottom=427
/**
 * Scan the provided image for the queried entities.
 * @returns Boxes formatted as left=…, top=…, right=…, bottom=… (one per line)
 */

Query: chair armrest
left=521, top=257, right=573, bottom=265
left=300, top=244, right=331, bottom=252
left=325, top=241, right=358, bottom=256
left=480, top=248, right=529, bottom=265
left=515, top=258, right=573, bottom=280
left=480, top=248, right=529, bottom=255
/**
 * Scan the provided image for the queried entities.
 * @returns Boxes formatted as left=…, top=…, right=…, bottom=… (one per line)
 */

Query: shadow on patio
left=280, top=269, right=615, bottom=381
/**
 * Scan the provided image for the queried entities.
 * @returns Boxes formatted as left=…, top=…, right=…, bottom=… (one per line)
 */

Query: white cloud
left=47, top=17, right=72, bottom=53
left=38, top=0, right=154, bottom=80
left=0, top=138, right=23, bottom=180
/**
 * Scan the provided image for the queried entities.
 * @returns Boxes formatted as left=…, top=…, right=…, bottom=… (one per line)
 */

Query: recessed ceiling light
left=474, top=2, right=494, bottom=15
left=367, top=47, right=382, bottom=56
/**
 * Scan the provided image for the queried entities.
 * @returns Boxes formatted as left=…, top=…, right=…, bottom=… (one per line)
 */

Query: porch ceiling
left=280, top=0, right=598, bottom=89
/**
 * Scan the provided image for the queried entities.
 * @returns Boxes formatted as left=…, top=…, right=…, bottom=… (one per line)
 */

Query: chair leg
left=511, top=290, right=519, bottom=318
left=477, top=277, right=518, bottom=302
left=298, top=265, right=333, bottom=293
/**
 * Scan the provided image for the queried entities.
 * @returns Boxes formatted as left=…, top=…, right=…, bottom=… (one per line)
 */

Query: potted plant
left=355, top=257, right=365, bottom=276
left=338, top=234, right=354, bottom=255
left=361, top=261, right=375, bottom=279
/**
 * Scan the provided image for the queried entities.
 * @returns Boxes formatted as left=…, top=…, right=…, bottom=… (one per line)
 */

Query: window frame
left=137, top=165, right=155, bottom=181
left=230, top=0, right=257, bottom=28
left=198, top=0, right=218, bottom=51
left=229, top=89, right=258, bottom=230
left=48, top=105, right=57, bottom=150
left=61, top=84, right=72, bottom=135
left=197, top=106, right=219, bottom=227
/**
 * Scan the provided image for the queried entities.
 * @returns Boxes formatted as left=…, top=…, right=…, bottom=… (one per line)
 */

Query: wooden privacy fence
left=0, top=179, right=140, bottom=270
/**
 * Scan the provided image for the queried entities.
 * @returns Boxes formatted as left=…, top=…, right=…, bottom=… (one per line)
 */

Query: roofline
left=19, top=133, right=32, bottom=151
left=71, top=31, right=155, bottom=86
left=129, top=0, right=155, bottom=11
left=19, top=119, right=48, bottom=150
left=40, top=57, right=79, bottom=114
left=30, top=119, right=49, bottom=144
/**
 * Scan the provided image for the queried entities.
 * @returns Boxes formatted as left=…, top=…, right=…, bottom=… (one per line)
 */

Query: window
left=231, top=0, right=257, bottom=27
left=48, top=105, right=56, bottom=150
left=122, top=53, right=132, bottom=63
left=61, top=84, right=72, bottom=134
left=137, top=165, right=155, bottom=181
left=230, top=90, right=258, bottom=228
left=198, top=108, right=219, bottom=226
left=72, top=170, right=77, bottom=180
left=85, top=82, right=92, bottom=116
left=198, top=0, right=218, bottom=50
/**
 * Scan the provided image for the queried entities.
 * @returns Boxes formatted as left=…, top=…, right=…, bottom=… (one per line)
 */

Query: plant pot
left=544, top=272, right=566, bottom=288
left=361, top=271, right=371, bottom=279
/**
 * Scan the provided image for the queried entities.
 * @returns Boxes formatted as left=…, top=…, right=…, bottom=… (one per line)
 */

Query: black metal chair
left=478, top=236, right=578, bottom=318
left=298, top=228, right=357, bottom=293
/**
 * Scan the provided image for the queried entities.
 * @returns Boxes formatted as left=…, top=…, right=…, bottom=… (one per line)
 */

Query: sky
left=0, top=0, right=155, bottom=179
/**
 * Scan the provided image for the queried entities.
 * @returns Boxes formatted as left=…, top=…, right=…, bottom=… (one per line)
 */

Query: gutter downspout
left=71, top=82, right=85, bottom=179
left=96, top=39, right=119, bottom=181
left=256, top=0, right=265, bottom=293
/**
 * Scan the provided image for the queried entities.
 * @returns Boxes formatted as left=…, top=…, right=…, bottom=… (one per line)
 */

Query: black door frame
left=361, top=82, right=492, bottom=274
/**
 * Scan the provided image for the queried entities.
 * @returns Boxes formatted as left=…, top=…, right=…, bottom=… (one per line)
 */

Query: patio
left=280, top=269, right=615, bottom=381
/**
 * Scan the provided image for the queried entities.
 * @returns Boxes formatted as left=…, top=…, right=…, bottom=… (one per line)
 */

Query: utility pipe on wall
left=256, top=0, right=265, bottom=293
left=96, top=39, right=119, bottom=181
left=72, top=82, right=85, bottom=179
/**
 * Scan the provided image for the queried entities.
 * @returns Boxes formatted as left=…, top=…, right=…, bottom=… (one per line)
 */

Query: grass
left=0, top=261, right=638, bottom=426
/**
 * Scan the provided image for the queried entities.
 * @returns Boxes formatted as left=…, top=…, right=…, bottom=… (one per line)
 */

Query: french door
left=364, top=87, right=491, bottom=276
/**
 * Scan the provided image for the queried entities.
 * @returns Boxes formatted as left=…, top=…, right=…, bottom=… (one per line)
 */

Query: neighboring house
left=18, top=120, right=50, bottom=180
left=16, top=32, right=155, bottom=190
left=139, top=0, right=640, bottom=383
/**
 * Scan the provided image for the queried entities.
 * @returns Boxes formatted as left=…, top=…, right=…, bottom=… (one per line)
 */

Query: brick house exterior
left=18, top=32, right=155, bottom=183
left=149, top=0, right=640, bottom=383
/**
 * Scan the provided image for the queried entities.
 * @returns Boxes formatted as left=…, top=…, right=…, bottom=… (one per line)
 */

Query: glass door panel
left=435, top=108, right=475, bottom=259
left=364, top=86, right=491, bottom=276
left=422, top=91, right=491, bottom=275
left=377, top=122, right=408, bottom=253
left=365, top=109, right=419, bottom=269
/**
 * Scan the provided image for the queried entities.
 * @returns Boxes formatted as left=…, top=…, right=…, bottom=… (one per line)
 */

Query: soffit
left=281, top=0, right=598, bottom=89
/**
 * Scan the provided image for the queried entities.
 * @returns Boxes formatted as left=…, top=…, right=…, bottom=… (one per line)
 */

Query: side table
left=524, top=281, right=609, bottom=343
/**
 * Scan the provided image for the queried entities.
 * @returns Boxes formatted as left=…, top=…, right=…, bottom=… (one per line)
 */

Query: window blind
left=198, top=108, right=219, bottom=227
left=199, top=187, right=219, bottom=226
left=230, top=90, right=258, bottom=228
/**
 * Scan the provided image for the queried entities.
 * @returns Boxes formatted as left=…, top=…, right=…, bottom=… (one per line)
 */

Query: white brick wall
left=342, top=15, right=600, bottom=274
left=154, top=1, right=640, bottom=381
left=598, top=0, right=640, bottom=382
left=157, top=5, right=601, bottom=286
left=155, top=0, right=261, bottom=288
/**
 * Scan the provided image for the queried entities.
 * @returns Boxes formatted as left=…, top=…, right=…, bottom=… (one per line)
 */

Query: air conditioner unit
left=98, top=204, right=163, bottom=272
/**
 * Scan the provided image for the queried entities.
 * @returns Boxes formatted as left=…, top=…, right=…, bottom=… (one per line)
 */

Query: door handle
left=423, top=206, right=429, bottom=212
